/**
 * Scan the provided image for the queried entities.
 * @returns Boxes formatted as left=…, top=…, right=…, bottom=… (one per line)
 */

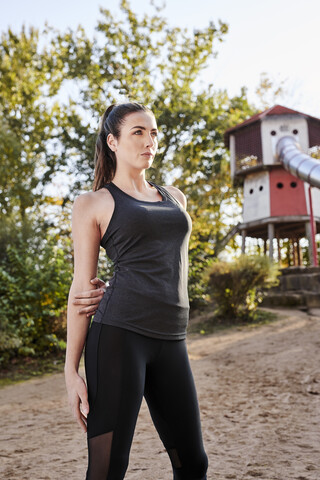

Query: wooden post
left=277, top=236, right=281, bottom=265
left=305, top=221, right=314, bottom=266
left=292, top=238, right=296, bottom=266
left=268, top=223, right=275, bottom=261
left=287, top=239, right=291, bottom=267
left=241, top=229, right=246, bottom=254
left=297, top=238, right=301, bottom=266
left=308, top=186, right=318, bottom=266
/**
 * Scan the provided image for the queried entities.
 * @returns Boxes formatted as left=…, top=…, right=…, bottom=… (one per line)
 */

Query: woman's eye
left=133, top=130, right=158, bottom=137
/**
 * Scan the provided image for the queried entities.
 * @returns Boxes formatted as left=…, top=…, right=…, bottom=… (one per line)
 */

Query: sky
left=2, top=0, right=320, bottom=117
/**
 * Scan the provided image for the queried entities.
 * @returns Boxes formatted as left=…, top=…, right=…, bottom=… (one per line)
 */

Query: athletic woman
left=64, top=102, right=208, bottom=480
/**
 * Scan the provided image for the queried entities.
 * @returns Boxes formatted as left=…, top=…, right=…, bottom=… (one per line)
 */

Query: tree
left=0, top=27, right=66, bottom=220
left=0, top=0, right=257, bottom=321
left=53, top=1, right=255, bottom=304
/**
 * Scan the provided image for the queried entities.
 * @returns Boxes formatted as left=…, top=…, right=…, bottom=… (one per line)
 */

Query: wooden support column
left=277, top=236, right=281, bottom=265
left=268, top=223, right=275, bottom=261
left=308, top=186, right=318, bottom=266
left=305, top=221, right=315, bottom=266
left=297, top=238, right=301, bottom=266
left=241, top=229, right=246, bottom=254
left=292, top=238, right=297, bottom=266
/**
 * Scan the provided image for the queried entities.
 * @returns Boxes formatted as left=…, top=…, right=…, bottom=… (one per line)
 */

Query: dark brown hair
left=93, top=102, right=153, bottom=191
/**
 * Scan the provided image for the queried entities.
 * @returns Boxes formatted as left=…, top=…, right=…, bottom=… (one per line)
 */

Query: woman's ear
left=107, top=133, right=117, bottom=152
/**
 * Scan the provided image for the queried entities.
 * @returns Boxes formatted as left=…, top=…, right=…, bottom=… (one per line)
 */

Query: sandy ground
left=1, top=308, right=320, bottom=480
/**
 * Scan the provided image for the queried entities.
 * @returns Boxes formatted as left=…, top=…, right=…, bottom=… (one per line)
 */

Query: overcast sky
left=2, top=0, right=320, bottom=117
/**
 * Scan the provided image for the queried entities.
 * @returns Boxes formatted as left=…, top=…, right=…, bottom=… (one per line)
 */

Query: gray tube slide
left=276, top=136, right=320, bottom=188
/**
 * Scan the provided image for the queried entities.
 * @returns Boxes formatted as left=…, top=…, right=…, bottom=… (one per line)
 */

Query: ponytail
left=93, top=102, right=153, bottom=191
left=93, top=105, right=117, bottom=191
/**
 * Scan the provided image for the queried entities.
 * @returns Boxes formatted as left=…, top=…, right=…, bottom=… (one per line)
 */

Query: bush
left=0, top=237, right=72, bottom=366
left=205, top=255, right=280, bottom=321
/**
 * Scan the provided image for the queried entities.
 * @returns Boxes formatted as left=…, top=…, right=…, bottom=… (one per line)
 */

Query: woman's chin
left=142, top=158, right=154, bottom=168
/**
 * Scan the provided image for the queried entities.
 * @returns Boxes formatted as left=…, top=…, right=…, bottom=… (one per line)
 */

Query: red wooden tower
left=224, top=105, right=320, bottom=265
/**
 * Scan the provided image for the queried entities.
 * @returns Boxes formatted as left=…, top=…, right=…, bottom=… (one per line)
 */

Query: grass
left=187, top=307, right=279, bottom=336
left=0, top=351, right=66, bottom=388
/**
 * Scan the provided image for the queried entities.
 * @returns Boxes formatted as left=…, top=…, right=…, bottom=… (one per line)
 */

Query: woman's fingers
left=74, top=295, right=103, bottom=307
left=77, top=304, right=98, bottom=315
left=68, top=375, right=89, bottom=433
left=78, top=376, right=89, bottom=413
left=74, top=288, right=106, bottom=299
left=73, top=282, right=106, bottom=316
left=75, top=402, right=87, bottom=433
left=78, top=383, right=89, bottom=432
left=90, top=277, right=107, bottom=289
left=73, top=293, right=104, bottom=313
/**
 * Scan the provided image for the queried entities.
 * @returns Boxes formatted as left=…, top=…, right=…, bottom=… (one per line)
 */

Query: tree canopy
left=0, top=0, right=258, bottom=362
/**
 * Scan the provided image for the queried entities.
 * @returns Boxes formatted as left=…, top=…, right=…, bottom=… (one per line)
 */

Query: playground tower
left=224, top=105, right=320, bottom=265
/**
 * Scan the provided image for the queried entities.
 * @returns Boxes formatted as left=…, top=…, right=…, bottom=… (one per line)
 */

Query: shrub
left=0, top=238, right=72, bottom=366
left=205, top=255, right=280, bottom=321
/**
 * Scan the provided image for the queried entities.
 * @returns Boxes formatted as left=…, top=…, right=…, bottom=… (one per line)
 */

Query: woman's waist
left=112, top=260, right=188, bottom=280
left=105, top=272, right=187, bottom=306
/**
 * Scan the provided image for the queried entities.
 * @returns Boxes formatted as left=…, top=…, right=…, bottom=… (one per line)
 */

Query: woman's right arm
left=64, top=193, right=101, bottom=433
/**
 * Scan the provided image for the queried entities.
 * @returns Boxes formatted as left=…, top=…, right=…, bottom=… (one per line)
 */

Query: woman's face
left=107, top=111, right=158, bottom=171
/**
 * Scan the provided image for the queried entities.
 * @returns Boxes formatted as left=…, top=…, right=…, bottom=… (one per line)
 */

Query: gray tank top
left=92, top=181, right=192, bottom=340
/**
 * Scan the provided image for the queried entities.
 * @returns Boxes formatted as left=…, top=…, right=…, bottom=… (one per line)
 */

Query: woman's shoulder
left=73, top=188, right=114, bottom=215
left=163, top=185, right=187, bottom=209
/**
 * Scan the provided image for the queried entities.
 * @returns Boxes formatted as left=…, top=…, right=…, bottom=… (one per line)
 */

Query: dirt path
left=1, top=309, right=320, bottom=480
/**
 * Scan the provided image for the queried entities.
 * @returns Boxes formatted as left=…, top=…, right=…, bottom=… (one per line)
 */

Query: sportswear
left=92, top=181, right=192, bottom=340
left=85, top=323, right=208, bottom=479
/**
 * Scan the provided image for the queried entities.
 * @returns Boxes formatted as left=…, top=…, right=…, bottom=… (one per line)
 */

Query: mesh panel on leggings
left=86, top=431, right=113, bottom=480
left=167, top=448, right=182, bottom=469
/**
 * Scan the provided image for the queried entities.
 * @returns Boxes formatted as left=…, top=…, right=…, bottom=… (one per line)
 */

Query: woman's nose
left=146, top=134, right=156, bottom=148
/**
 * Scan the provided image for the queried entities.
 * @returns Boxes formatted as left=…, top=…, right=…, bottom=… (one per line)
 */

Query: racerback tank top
left=92, top=180, right=192, bottom=340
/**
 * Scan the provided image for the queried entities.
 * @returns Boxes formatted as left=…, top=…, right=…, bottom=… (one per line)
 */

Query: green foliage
left=0, top=26, right=71, bottom=222
left=205, top=255, right=280, bottom=320
left=0, top=0, right=262, bottom=356
left=51, top=2, right=255, bottom=304
left=0, top=237, right=72, bottom=365
left=50, top=0, right=233, bottom=189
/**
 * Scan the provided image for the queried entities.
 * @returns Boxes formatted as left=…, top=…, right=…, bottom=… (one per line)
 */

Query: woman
left=65, top=102, right=208, bottom=480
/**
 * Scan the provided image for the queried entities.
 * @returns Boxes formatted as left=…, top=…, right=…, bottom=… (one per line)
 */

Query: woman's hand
left=73, top=277, right=107, bottom=317
left=65, top=370, right=90, bottom=433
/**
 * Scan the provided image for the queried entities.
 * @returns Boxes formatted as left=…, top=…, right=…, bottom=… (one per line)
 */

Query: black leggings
left=84, top=322, right=208, bottom=480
